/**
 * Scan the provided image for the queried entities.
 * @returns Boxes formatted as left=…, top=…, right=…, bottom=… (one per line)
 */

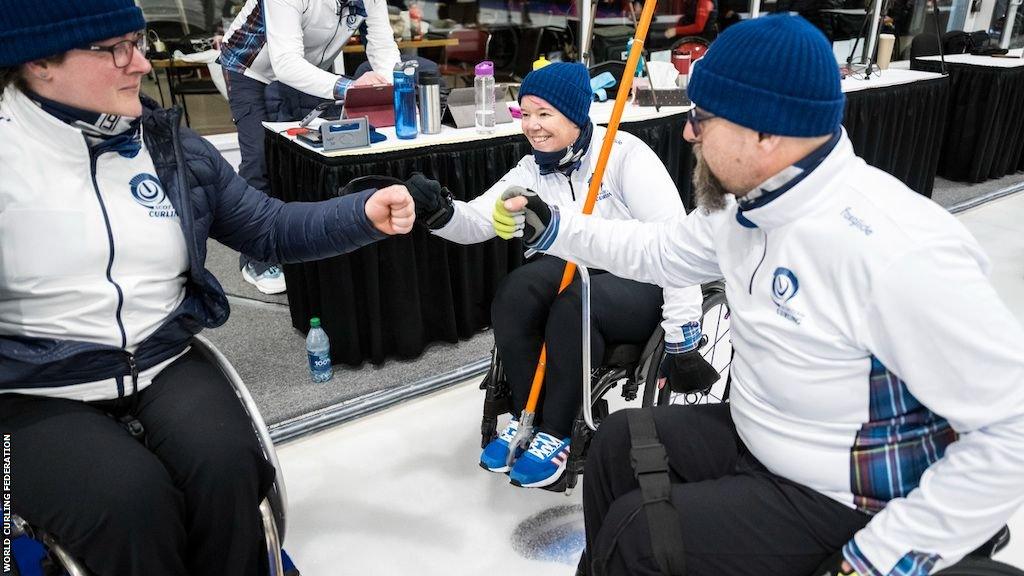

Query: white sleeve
left=432, top=158, right=538, bottom=245
left=363, top=0, right=402, bottom=78
left=612, top=140, right=705, bottom=345
left=536, top=205, right=724, bottom=289
left=264, top=0, right=343, bottom=99
left=846, top=242, right=1024, bottom=574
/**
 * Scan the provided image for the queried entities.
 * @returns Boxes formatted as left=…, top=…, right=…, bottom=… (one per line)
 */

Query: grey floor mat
left=203, top=296, right=493, bottom=425
left=931, top=173, right=1024, bottom=208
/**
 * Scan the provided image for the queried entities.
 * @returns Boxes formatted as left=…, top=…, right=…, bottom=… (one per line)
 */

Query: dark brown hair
left=0, top=54, right=67, bottom=99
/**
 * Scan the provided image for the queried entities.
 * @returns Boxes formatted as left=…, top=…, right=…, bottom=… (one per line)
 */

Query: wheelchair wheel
left=936, top=558, right=1024, bottom=575
left=656, top=281, right=732, bottom=406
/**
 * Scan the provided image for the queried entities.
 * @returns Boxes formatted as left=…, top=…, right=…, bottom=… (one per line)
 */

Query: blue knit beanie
left=518, top=62, right=592, bottom=129
left=0, top=0, right=146, bottom=67
left=688, top=15, right=844, bottom=137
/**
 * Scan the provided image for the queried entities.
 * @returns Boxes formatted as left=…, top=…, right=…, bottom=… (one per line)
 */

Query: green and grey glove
left=493, top=186, right=552, bottom=245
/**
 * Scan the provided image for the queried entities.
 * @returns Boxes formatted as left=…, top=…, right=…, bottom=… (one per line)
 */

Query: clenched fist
left=365, top=185, right=415, bottom=235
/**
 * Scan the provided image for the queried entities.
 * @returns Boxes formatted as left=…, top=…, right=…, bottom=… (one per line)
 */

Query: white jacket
left=536, top=131, right=1024, bottom=574
left=222, top=0, right=401, bottom=98
left=0, top=89, right=189, bottom=400
left=433, top=125, right=704, bottom=344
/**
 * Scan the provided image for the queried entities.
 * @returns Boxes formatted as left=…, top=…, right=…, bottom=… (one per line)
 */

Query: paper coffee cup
left=878, top=33, right=896, bottom=70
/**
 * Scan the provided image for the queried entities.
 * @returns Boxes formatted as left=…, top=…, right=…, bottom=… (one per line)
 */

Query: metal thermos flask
left=418, top=70, right=442, bottom=135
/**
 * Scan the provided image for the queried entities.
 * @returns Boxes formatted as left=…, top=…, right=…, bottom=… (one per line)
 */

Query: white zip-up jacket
left=433, top=125, right=704, bottom=344
left=0, top=89, right=189, bottom=400
left=222, top=0, right=401, bottom=99
left=535, top=131, right=1024, bottom=574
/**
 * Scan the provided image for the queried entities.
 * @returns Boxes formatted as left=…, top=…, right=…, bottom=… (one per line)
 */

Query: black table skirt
left=912, top=59, right=1024, bottom=182
left=843, top=75, right=948, bottom=198
left=266, top=115, right=692, bottom=366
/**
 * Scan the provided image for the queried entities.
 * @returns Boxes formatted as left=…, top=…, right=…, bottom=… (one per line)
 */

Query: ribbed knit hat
left=518, top=62, right=592, bottom=129
left=688, top=15, right=844, bottom=137
left=0, top=0, right=146, bottom=67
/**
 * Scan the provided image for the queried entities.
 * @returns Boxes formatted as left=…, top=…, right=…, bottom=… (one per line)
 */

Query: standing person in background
left=220, top=0, right=401, bottom=294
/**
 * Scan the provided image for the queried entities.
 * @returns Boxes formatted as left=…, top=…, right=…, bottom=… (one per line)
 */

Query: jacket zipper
left=88, top=145, right=130, bottom=353
left=566, top=176, right=576, bottom=202
left=748, top=232, right=768, bottom=295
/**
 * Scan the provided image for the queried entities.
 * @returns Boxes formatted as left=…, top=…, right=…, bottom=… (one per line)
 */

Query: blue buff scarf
left=533, top=121, right=594, bottom=176
left=27, top=90, right=141, bottom=156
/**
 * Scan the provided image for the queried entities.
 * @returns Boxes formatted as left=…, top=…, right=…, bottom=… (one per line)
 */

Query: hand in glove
left=493, top=186, right=551, bottom=245
left=658, top=347, right=720, bottom=394
left=404, top=172, right=454, bottom=229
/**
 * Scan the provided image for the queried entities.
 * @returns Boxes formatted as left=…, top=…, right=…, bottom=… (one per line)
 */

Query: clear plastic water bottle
left=474, top=60, right=496, bottom=134
left=306, top=317, right=333, bottom=383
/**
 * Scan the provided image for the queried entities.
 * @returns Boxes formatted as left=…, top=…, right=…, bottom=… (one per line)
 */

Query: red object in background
left=672, top=51, right=692, bottom=75
left=673, top=39, right=709, bottom=62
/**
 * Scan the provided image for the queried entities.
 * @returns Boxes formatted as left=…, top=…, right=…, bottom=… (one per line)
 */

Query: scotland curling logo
left=771, top=267, right=802, bottom=324
left=130, top=174, right=177, bottom=218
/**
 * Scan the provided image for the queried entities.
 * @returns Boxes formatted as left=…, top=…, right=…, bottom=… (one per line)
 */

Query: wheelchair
left=479, top=268, right=733, bottom=494
left=5, top=335, right=295, bottom=576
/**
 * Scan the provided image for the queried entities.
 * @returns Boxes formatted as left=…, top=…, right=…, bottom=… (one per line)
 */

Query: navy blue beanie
left=518, top=62, right=592, bottom=129
left=688, top=15, right=844, bottom=137
left=0, top=0, right=146, bottom=67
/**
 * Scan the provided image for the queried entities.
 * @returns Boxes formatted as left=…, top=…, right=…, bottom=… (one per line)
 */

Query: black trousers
left=0, top=348, right=276, bottom=576
left=583, top=403, right=872, bottom=576
left=491, top=256, right=664, bottom=438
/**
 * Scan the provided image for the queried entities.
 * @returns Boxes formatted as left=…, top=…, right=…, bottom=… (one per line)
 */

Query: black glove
left=404, top=172, right=454, bottom=229
left=658, top=348, right=720, bottom=394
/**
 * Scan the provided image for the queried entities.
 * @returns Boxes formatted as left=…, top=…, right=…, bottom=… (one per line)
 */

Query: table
left=341, top=38, right=459, bottom=53
left=912, top=49, right=1024, bottom=182
left=841, top=68, right=948, bottom=197
left=265, top=72, right=948, bottom=366
left=265, top=102, right=692, bottom=366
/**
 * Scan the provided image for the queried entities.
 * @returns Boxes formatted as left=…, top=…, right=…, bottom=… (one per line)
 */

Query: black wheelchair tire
left=936, top=558, right=1024, bottom=575
left=656, top=282, right=730, bottom=406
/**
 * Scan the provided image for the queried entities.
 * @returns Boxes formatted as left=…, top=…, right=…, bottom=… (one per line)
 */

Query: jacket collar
left=734, top=129, right=852, bottom=230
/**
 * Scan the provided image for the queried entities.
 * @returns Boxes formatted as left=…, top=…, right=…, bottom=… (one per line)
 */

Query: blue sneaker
left=509, top=432, right=570, bottom=488
left=480, top=420, right=524, bottom=473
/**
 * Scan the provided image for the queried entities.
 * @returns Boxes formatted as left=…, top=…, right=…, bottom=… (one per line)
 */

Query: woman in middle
left=406, top=62, right=717, bottom=489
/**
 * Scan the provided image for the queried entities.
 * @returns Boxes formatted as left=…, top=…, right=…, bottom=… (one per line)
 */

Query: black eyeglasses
left=687, top=107, right=717, bottom=138
left=77, top=33, right=148, bottom=69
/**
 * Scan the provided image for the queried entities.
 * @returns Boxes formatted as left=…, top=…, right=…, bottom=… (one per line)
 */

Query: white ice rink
left=277, top=191, right=1024, bottom=576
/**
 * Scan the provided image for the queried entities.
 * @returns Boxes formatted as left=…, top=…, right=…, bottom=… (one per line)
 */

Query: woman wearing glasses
left=0, top=2, right=414, bottom=575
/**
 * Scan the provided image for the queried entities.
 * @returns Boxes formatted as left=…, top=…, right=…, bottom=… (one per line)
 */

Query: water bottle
left=418, top=70, right=442, bottom=135
left=474, top=60, right=496, bottom=134
left=393, top=64, right=418, bottom=140
left=306, top=317, right=333, bottom=383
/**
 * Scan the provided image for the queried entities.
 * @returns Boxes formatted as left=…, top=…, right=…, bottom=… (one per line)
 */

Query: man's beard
left=693, top=145, right=731, bottom=213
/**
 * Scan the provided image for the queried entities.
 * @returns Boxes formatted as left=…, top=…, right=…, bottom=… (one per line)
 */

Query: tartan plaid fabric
left=220, top=3, right=267, bottom=76
left=844, top=537, right=941, bottom=576
left=849, top=356, right=958, bottom=515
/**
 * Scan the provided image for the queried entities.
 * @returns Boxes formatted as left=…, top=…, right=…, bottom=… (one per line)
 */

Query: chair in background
left=439, top=28, right=490, bottom=87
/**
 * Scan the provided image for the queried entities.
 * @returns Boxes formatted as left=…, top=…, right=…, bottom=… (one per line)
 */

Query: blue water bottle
left=306, top=317, right=333, bottom=383
left=393, top=64, right=418, bottom=140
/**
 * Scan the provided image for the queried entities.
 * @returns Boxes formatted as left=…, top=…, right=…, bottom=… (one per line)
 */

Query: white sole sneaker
left=241, top=266, right=287, bottom=295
